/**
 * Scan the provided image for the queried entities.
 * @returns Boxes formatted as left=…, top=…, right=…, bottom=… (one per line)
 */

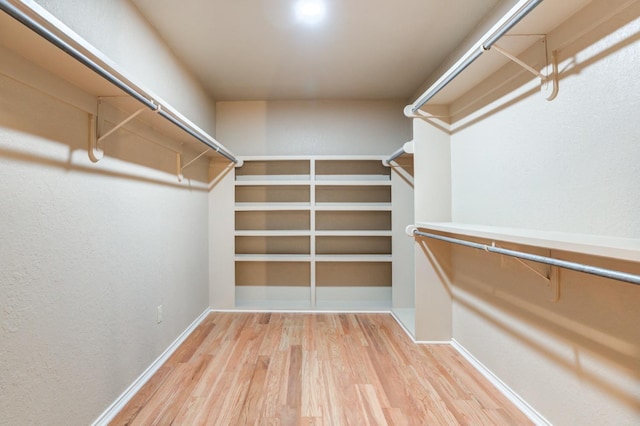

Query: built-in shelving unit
left=234, top=156, right=392, bottom=310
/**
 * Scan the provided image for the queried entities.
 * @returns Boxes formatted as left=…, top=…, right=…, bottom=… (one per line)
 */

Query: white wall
left=0, top=2, right=216, bottom=423
left=216, top=100, right=411, bottom=156
left=32, top=0, right=217, bottom=134
left=208, top=159, right=236, bottom=309
left=450, top=29, right=640, bottom=237
left=412, top=118, right=453, bottom=341
left=412, top=5, right=640, bottom=425
left=391, top=157, right=415, bottom=310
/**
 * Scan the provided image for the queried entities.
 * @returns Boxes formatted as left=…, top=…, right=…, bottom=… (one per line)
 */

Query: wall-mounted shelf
left=415, top=222, right=640, bottom=262
left=0, top=0, right=237, bottom=169
left=234, top=180, right=311, bottom=186
left=315, top=181, right=392, bottom=186
left=235, top=254, right=312, bottom=262
left=315, top=203, right=392, bottom=211
left=234, top=203, right=311, bottom=211
left=234, top=157, right=393, bottom=310
left=235, top=230, right=312, bottom=237
left=315, top=255, right=393, bottom=262
left=404, top=0, right=603, bottom=116
left=315, top=230, right=392, bottom=237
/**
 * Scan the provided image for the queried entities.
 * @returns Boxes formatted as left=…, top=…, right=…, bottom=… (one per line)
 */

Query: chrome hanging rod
left=412, top=229, right=640, bottom=286
left=383, top=141, right=414, bottom=167
left=0, top=0, right=238, bottom=164
left=407, top=0, right=543, bottom=115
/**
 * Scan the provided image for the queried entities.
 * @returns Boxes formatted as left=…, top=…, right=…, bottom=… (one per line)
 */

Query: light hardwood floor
left=111, top=312, right=532, bottom=425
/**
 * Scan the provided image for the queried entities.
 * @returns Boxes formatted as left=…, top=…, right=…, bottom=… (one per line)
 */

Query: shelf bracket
left=494, top=242, right=561, bottom=302
left=491, top=38, right=558, bottom=101
left=88, top=98, right=162, bottom=163
left=181, top=148, right=211, bottom=173
left=97, top=107, right=146, bottom=144
left=549, top=264, right=561, bottom=303
left=88, top=113, right=101, bottom=162
left=176, top=152, right=184, bottom=182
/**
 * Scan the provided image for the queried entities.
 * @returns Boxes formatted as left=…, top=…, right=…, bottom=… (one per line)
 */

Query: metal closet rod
left=408, top=0, right=543, bottom=114
left=0, top=0, right=237, bottom=164
left=386, top=147, right=407, bottom=163
left=383, top=141, right=414, bottom=166
left=412, top=229, right=640, bottom=286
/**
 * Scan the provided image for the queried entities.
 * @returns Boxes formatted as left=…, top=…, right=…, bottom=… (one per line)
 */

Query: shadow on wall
left=389, top=155, right=414, bottom=189
left=415, top=0, right=640, bottom=133
left=422, top=233, right=640, bottom=411
left=0, top=67, right=228, bottom=189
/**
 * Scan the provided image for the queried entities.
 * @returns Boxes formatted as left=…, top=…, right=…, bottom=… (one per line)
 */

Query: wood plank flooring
left=111, top=313, right=532, bottom=425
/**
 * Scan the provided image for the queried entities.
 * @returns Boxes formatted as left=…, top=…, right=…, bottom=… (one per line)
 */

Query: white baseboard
left=389, top=310, right=416, bottom=341
left=210, top=308, right=393, bottom=314
left=91, top=308, right=212, bottom=426
left=451, top=339, right=551, bottom=426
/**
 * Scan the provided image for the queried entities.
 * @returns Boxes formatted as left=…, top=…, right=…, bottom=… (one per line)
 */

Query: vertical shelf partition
left=234, top=156, right=392, bottom=310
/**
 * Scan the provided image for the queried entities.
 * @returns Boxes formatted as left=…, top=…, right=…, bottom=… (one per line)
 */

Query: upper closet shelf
left=415, top=222, right=640, bottom=263
left=403, top=0, right=610, bottom=114
left=0, top=0, right=238, bottom=166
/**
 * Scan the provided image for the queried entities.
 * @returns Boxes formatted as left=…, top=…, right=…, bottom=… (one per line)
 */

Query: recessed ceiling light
left=294, top=0, right=326, bottom=25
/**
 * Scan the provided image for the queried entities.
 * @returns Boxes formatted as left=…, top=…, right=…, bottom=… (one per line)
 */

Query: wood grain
left=110, top=313, right=532, bottom=425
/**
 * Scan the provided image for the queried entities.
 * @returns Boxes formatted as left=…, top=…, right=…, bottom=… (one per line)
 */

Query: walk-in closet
left=1, top=0, right=638, bottom=425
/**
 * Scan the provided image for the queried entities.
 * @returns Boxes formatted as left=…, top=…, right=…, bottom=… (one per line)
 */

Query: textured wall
left=444, top=8, right=640, bottom=426
left=216, top=100, right=411, bottom=156
left=450, top=22, right=640, bottom=237
left=0, top=2, right=214, bottom=423
left=32, top=0, right=217, bottom=134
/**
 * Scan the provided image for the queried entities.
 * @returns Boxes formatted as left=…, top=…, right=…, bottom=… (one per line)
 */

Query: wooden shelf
left=314, top=180, right=391, bottom=186
left=315, top=175, right=390, bottom=182
left=315, top=230, right=392, bottom=237
left=235, top=202, right=310, bottom=211
left=235, top=230, right=311, bottom=237
left=235, top=180, right=310, bottom=186
left=235, top=175, right=310, bottom=182
left=416, top=222, right=640, bottom=262
left=315, top=254, right=392, bottom=262
left=235, top=254, right=312, bottom=262
left=314, top=202, right=392, bottom=211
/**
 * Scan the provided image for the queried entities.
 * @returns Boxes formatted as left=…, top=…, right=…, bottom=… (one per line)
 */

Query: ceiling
left=130, top=0, right=502, bottom=101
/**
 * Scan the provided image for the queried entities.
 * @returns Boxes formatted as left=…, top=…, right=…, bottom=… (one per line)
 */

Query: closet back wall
left=209, top=100, right=413, bottom=309
left=216, top=100, right=412, bottom=156
left=0, top=1, right=216, bottom=424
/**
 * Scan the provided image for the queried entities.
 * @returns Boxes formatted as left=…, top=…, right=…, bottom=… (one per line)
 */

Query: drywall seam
left=451, top=339, right=551, bottom=426
left=91, top=308, right=212, bottom=426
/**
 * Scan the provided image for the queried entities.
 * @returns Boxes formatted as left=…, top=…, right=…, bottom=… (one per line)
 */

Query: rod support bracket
left=540, top=49, right=559, bottom=101
left=491, top=38, right=558, bottom=101
left=549, top=265, right=561, bottom=302
left=405, top=225, right=418, bottom=237
left=176, top=152, right=184, bottom=182
left=89, top=98, right=149, bottom=162
left=88, top=113, right=103, bottom=163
